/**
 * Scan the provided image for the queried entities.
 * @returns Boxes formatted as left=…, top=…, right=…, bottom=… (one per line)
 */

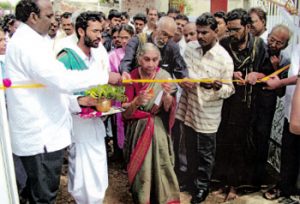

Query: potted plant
left=85, top=84, right=127, bottom=112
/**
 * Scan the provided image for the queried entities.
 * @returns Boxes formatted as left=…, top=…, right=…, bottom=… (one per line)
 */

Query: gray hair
left=157, top=16, right=177, bottom=37
left=137, top=43, right=161, bottom=60
left=270, top=24, right=292, bottom=43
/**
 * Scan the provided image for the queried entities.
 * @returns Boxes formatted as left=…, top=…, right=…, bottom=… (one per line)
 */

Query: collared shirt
left=5, top=23, right=108, bottom=156
left=260, top=30, right=268, bottom=44
left=142, top=24, right=154, bottom=35
left=54, top=33, right=78, bottom=56
left=176, top=42, right=235, bottom=133
left=178, top=37, right=187, bottom=57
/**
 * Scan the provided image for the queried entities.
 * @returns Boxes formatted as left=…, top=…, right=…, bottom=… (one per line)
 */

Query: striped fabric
left=176, top=42, right=235, bottom=133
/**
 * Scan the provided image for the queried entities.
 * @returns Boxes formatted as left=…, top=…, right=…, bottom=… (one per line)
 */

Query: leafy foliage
left=0, top=2, right=12, bottom=10
left=85, top=84, right=127, bottom=102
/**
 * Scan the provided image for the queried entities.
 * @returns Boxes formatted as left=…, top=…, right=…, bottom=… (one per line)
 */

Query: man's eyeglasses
left=158, top=30, right=173, bottom=39
left=227, top=27, right=243, bottom=33
left=268, top=36, right=285, bottom=47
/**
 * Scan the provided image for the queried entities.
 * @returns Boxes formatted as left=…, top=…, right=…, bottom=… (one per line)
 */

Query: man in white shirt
left=176, top=13, right=234, bottom=203
left=61, top=12, right=74, bottom=36
left=46, top=16, right=60, bottom=50
left=249, top=7, right=268, bottom=43
left=143, top=8, right=158, bottom=35
left=5, top=1, right=121, bottom=203
left=173, top=14, right=189, bottom=56
left=183, top=22, right=198, bottom=43
left=57, top=11, right=109, bottom=204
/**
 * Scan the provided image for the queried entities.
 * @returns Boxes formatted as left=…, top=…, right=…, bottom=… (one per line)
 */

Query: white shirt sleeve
left=20, top=42, right=108, bottom=94
left=67, top=95, right=82, bottom=113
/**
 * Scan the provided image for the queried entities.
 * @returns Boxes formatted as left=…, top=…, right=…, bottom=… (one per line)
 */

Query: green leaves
left=85, top=84, right=127, bottom=102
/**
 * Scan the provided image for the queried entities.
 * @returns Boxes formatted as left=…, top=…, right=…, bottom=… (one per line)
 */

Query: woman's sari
left=123, top=67, right=180, bottom=204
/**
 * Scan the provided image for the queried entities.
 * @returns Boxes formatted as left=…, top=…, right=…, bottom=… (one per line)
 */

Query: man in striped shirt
left=176, top=13, right=235, bottom=203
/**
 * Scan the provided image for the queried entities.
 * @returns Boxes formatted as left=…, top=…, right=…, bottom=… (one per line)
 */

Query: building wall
left=51, top=0, right=251, bottom=17
left=188, top=0, right=210, bottom=16
left=121, top=0, right=168, bottom=16
left=172, top=0, right=249, bottom=17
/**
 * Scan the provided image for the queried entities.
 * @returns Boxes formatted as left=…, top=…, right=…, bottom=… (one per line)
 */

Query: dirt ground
left=56, top=161, right=279, bottom=204
left=56, top=161, right=198, bottom=204
left=56, top=161, right=133, bottom=204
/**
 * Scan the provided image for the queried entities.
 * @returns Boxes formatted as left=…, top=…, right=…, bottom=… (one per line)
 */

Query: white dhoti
left=68, top=115, right=108, bottom=204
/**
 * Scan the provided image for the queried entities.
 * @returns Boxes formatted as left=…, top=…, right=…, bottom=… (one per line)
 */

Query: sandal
left=263, top=186, right=283, bottom=200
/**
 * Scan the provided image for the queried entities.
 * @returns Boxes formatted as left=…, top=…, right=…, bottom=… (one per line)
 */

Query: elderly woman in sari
left=123, top=43, right=180, bottom=204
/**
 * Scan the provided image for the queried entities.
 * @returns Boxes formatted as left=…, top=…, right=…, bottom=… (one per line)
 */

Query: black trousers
left=13, top=154, right=27, bottom=193
left=20, top=148, right=64, bottom=204
left=279, top=119, right=300, bottom=196
left=172, top=119, right=187, bottom=186
left=184, top=125, right=216, bottom=193
left=252, top=90, right=277, bottom=185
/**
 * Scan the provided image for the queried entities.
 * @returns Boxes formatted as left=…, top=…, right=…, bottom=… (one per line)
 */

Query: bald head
left=270, top=24, right=291, bottom=42
left=157, top=16, right=177, bottom=37
left=268, top=24, right=292, bottom=55
left=183, top=22, right=197, bottom=43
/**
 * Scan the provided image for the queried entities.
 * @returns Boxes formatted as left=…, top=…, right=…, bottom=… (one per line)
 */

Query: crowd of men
left=1, top=0, right=300, bottom=204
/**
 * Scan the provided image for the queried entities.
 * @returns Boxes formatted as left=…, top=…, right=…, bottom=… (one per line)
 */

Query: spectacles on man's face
left=268, top=36, right=285, bottom=47
left=158, top=30, right=172, bottom=39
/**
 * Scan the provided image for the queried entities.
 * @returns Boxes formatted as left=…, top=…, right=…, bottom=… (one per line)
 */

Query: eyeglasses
left=268, top=36, right=285, bottom=47
left=227, top=27, right=242, bottom=33
left=158, top=30, right=173, bottom=39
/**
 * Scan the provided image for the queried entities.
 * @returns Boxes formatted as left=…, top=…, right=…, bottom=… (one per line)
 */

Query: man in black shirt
left=215, top=8, right=269, bottom=201
left=253, top=24, right=291, bottom=187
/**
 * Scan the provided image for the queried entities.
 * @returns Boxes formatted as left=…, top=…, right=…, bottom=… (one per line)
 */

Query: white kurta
left=59, top=43, right=109, bottom=204
left=5, top=23, right=108, bottom=156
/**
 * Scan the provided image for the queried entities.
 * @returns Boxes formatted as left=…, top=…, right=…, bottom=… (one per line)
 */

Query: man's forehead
left=196, top=25, right=212, bottom=31
left=269, top=31, right=288, bottom=41
left=148, top=10, right=157, bottom=15
left=184, top=26, right=195, bottom=33
left=215, top=17, right=225, bottom=23
left=87, top=20, right=102, bottom=29
left=62, top=17, right=71, bottom=21
left=159, top=26, right=174, bottom=35
left=135, top=19, right=144, bottom=24
left=227, top=19, right=243, bottom=27
left=176, top=19, right=188, bottom=24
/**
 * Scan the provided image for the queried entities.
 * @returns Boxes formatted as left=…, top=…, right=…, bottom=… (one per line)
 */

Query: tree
left=0, top=2, right=12, bottom=10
